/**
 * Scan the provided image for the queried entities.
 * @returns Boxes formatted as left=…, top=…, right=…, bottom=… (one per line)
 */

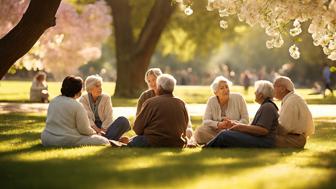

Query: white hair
left=254, top=80, right=274, bottom=99
left=156, top=74, right=176, bottom=93
left=210, top=76, right=233, bottom=94
left=145, top=68, right=162, bottom=82
left=274, top=76, right=295, bottom=92
left=85, top=75, right=103, bottom=92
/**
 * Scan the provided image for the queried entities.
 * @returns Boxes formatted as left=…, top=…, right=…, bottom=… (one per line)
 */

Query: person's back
left=41, top=76, right=109, bottom=147
left=279, top=92, right=314, bottom=137
left=134, top=94, right=188, bottom=147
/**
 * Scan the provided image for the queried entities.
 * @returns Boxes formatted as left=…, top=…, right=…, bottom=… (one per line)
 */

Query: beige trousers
left=194, top=125, right=219, bottom=145
left=275, top=126, right=306, bottom=148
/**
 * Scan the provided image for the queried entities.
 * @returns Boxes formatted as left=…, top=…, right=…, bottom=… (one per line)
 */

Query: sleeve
left=133, top=101, right=151, bottom=135
left=279, top=101, right=297, bottom=133
left=202, top=98, right=219, bottom=128
left=76, top=104, right=96, bottom=135
left=101, top=95, right=113, bottom=130
left=136, top=92, right=146, bottom=116
left=79, top=96, right=95, bottom=127
left=237, top=94, right=249, bottom=124
left=254, top=104, right=276, bottom=130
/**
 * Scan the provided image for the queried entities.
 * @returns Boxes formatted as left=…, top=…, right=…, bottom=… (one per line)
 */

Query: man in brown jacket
left=128, top=74, right=189, bottom=147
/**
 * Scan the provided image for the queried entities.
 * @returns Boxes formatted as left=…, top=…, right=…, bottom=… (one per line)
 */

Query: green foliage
left=1, top=113, right=336, bottom=188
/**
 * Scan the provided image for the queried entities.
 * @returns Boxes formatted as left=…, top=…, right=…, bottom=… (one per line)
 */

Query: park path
left=0, top=102, right=335, bottom=118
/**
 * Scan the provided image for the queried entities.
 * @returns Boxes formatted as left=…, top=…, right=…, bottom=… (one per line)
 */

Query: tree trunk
left=0, top=0, right=61, bottom=79
left=108, top=0, right=175, bottom=98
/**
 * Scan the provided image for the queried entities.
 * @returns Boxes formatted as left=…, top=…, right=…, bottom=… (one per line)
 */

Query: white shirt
left=279, top=91, right=314, bottom=137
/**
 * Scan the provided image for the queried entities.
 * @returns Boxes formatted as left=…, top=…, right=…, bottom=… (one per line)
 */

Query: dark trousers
left=104, top=116, right=131, bottom=140
left=204, top=130, right=274, bottom=148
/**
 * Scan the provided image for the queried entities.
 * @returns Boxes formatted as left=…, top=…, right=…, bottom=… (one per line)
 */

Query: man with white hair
left=273, top=76, right=314, bottom=148
left=128, top=74, right=189, bottom=147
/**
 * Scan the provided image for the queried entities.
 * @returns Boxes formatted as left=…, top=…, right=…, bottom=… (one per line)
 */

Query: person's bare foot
left=119, top=136, right=129, bottom=144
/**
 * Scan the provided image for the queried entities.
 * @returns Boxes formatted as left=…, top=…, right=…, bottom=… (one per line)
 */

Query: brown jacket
left=133, top=94, right=189, bottom=147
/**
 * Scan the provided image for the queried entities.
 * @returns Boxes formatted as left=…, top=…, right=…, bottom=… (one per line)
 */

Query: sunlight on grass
left=1, top=113, right=336, bottom=188
left=14, top=146, right=106, bottom=161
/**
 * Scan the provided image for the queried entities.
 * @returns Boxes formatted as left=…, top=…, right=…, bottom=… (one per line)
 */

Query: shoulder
left=261, top=101, right=278, bottom=112
left=229, top=92, right=246, bottom=103
left=230, top=92, right=244, bottom=99
left=100, top=93, right=111, bottom=101
left=207, top=96, right=217, bottom=103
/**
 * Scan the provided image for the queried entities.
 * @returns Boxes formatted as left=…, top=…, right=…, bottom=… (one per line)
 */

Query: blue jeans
left=104, top=116, right=131, bottom=140
left=204, top=130, right=274, bottom=148
left=127, top=135, right=150, bottom=147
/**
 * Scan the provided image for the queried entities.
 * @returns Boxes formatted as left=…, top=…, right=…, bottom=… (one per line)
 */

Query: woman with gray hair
left=136, top=68, right=163, bottom=115
left=205, top=80, right=279, bottom=148
left=194, top=76, right=249, bottom=144
left=79, top=75, right=130, bottom=142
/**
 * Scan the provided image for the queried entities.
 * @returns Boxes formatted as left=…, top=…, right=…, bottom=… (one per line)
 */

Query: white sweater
left=79, top=93, right=113, bottom=130
left=41, top=96, right=109, bottom=146
left=203, top=93, right=249, bottom=128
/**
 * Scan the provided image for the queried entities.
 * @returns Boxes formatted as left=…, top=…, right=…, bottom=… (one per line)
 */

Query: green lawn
left=0, top=113, right=336, bottom=189
left=0, top=81, right=335, bottom=106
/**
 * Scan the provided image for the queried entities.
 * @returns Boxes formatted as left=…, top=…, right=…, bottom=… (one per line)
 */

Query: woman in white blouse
left=79, top=75, right=130, bottom=142
left=194, top=76, right=249, bottom=144
left=41, top=76, right=110, bottom=147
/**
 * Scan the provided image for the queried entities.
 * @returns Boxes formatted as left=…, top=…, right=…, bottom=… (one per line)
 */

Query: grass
left=1, top=113, right=336, bottom=189
left=0, top=81, right=335, bottom=106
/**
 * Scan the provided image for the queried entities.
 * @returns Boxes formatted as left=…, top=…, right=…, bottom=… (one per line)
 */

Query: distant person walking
left=242, top=71, right=251, bottom=93
left=322, top=63, right=334, bottom=97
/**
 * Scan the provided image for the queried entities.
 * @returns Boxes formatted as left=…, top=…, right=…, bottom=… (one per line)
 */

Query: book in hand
left=109, top=140, right=127, bottom=147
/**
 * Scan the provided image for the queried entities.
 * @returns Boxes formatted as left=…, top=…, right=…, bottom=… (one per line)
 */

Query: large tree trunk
left=108, top=0, right=175, bottom=98
left=0, top=0, right=61, bottom=79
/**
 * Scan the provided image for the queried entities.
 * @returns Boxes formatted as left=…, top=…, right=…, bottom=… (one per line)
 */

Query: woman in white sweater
left=41, top=76, right=110, bottom=147
left=79, top=75, right=130, bottom=142
left=194, top=76, right=249, bottom=144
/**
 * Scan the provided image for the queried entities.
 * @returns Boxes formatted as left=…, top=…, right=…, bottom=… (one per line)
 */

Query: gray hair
left=274, top=76, right=295, bottom=92
left=145, top=68, right=162, bottom=82
left=157, top=74, right=176, bottom=93
left=210, top=76, right=233, bottom=93
left=85, top=75, right=103, bottom=92
left=254, top=80, right=274, bottom=99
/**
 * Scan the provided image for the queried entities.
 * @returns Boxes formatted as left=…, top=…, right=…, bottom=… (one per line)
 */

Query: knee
left=116, top=116, right=131, bottom=130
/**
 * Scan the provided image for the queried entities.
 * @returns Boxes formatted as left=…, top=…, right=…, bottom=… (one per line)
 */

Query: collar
left=282, top=91, right=294, bottom=104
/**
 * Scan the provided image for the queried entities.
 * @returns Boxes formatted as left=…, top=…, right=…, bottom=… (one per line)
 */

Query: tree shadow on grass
left=1, top=114, right=336, bottom=188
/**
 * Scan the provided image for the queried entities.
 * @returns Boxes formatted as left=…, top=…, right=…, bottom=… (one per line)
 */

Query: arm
left=133, top=101, right=151, bottom=135
left=136, top=92, right=146, bottom=116
left=230, top=124, right=269, bottom=136
left=202, top=98, right=220, bottom=128
left=76, top=104, right=96, bottom=135
left=237, top=94, right=249, bottom=124
left=279, top=101, right=297, bottom=133
left=101, top=95, right=113, bottom=130
left=79, top=96, right=96, bottom=127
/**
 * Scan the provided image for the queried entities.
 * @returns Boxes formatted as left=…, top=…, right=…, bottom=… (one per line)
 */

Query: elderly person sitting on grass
left=194, top=76, right=249, bottom=145
left=204, top=80, right=279, bottom=148
left=41, top=76, right=110, bottom=147
left=30, top=71, right=49, bottom=103
left=79, top=75, right=130, bottom=143
left=136, top=68, right=194, bottom=143
left=274, top=76, right=314, bottom=148
left=128, top=74, right=189, bottom=147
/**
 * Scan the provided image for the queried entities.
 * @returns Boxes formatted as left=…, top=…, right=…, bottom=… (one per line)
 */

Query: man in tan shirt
left=274, top=76, right=314, bottom=148
left=128, top=74, right=189, bottom=147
